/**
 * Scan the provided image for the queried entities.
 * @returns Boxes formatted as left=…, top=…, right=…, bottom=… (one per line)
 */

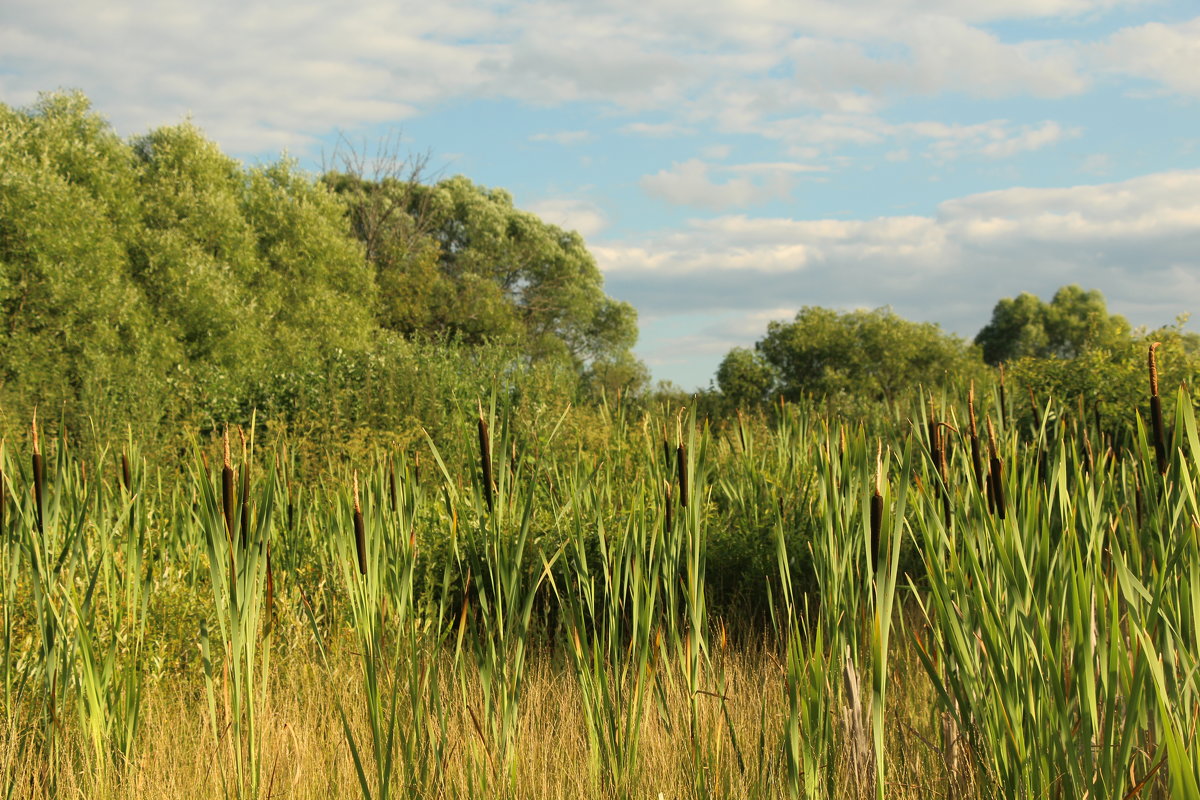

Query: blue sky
left=3, top=0, right=1200, bottom=389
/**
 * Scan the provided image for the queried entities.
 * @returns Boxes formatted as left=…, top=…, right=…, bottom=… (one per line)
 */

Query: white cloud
left=525, top=197, right=609, bottom=238
left=620, top=121, right=697, bottom=137
left=599, top=170, right=1200, bottom=340
left=1094, top=17, right=1200, bottom=96
left=640, top=159, right=805, bottom=209
left=530, top=130, right=592, bottom=144
left=0, top=0, right=1148, bottom=155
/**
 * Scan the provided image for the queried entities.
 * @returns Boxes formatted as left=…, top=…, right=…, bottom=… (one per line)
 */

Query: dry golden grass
left=2, top=623, right=971, bottom=800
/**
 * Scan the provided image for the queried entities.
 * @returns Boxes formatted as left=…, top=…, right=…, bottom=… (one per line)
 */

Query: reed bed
left=2, top=360, right=1199, bottom=799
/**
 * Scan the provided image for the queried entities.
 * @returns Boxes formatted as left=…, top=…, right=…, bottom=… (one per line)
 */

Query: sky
left=3, top=0, right=1200, bottom=389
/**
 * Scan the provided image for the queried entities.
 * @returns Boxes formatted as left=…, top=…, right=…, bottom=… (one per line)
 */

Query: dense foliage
left=0, top=92, right=643, bottom=452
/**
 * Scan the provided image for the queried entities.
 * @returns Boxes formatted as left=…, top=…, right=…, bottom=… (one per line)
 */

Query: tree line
left=715, top=285, right=1200, bottom=432
left=0, top=92, right=642, bottom=450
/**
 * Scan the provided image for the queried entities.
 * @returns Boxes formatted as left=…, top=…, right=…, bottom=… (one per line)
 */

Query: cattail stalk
left=477, top=402, right=494, bottom=513
left=353, top=472, right=367, bottom=576
left=1149, top=342, right=1168, bottom=475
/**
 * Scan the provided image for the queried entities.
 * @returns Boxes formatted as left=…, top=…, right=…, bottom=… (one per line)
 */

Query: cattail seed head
left=353, top=472, right=367, bottom=576
left=1149, top=342, right=1168, bottom=474
left=1149, top=342, right=1162, bottom=397
left=221, top=426, right=235, bottom=544
left=31, top=410, right=43, bottom=535
left=676, top=442, right=689, bottom=507
left=870, top=442, right=883, bottom=567
left=477, top=401, right=494, bottom=513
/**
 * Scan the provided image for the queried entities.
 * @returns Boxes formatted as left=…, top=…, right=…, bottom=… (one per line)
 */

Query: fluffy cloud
left=599, top=170, right=1200, bottom=341
left=1093, top=17, right=1200, bottom=96
left=530, top=130, right=592, bottom=144
left=640, top=159, right=827, bottom=209
left=0, top=0, right=1173, bottom=156
left=525, top=197, right=609, bottom=238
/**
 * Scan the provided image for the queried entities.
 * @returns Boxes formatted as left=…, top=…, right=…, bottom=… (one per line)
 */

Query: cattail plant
left=1149, top=342, right=1168, bottom=475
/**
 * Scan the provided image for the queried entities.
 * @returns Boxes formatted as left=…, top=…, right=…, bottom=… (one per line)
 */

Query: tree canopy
left=974, top=285, right=1130, bottom=364
left=0, top=91, right=644, bottom=442
left=717, top=306, right=976, bottom=407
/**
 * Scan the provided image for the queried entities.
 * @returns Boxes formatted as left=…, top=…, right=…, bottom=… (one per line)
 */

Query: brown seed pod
left=1149, top=342, right=1168, bottom=475
left=31, top=410, right=43, bottom=535
left=222, top=427, right=235, bottom=545
left=477, top=402, right=494, bottom=513
left=353, top=472, right=367, bottom=576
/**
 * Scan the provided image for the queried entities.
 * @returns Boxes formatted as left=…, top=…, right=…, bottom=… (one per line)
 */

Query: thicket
left=0, top=92, right=640, bottom=463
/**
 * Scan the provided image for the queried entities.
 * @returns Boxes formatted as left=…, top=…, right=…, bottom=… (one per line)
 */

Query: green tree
left=975, top=285, right=1130, bottom=364
left=0, top=91, right=178, bottom=434
left=330, top=172, right=640, bottom=372
left=745, top=306, right=975, bottom=404
left=716, top=347, right=775, bottom=408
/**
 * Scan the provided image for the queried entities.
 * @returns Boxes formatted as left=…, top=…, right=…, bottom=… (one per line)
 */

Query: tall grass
left=3, top=368, right=1200, bottom=798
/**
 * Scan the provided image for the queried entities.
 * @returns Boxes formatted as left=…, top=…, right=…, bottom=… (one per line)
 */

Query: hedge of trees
left=0, top=92, right=642, bottom=453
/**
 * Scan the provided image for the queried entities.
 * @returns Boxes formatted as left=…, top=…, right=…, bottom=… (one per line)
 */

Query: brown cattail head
left=352, top=472, right=367, bottom=576
left=1149, top=342, right=1162, bottom=398
left=120, top=452, right=131, bottom=494
left=1149, top=342, right=1168, bottom=474
left=870, top=442, right=883, bottom=567
left=676, top=442, right=689, bottom=507
left=221, top=426, right=235, bottom=544
left=477, top=401, right=494, bottom=513
left=968, top=382, right=978, bottom=437
left=31, top=410, right=43, bottom=535
left=388, top=457, right=398, bottom=511
left=985, top=416, right=1006, bottom=519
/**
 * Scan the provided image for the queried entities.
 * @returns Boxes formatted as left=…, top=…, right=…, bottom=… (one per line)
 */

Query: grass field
left=3, top=370, right=1199, bottom=799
